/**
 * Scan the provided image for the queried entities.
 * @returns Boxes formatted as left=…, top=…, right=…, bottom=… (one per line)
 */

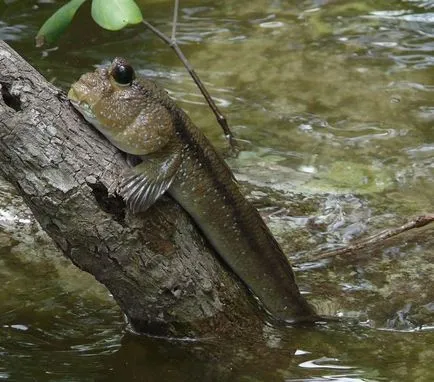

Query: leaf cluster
left=36, top=0, right=143, bottom=47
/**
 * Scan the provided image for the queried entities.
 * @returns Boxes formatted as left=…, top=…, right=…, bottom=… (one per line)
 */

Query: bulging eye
left=111, top=60, right=135, bottom=86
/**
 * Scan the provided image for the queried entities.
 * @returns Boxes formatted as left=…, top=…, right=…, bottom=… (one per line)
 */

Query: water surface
left=0, top=0, right=433, bottom=381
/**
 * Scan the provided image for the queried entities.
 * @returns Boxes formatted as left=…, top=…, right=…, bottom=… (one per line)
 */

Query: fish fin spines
left=117, top=151, right=181, bottom=213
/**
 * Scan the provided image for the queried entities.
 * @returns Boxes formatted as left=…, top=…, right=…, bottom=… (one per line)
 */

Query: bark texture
left=0, top=41, right=265, bottom=337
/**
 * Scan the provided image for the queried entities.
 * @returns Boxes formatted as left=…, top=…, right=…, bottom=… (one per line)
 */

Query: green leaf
left=91, top=0, right=143, bottom=31
left=36, top=0, right=88, bottom=47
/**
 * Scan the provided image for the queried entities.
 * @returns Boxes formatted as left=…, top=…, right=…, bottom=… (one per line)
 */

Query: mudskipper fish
left=68, top=58, right=317, bottom=324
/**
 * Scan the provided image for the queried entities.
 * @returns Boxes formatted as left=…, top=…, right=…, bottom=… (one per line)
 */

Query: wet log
left=0, top=41, right=316, bottom=337
left=0, top=40, right=266, bottom=337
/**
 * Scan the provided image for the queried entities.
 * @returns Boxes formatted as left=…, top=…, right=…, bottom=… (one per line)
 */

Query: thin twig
left=171, top=0, right=179, bottom=41
left=303, top=213, right=434, bottom=262
left=142, top=2, right=237, bottom=153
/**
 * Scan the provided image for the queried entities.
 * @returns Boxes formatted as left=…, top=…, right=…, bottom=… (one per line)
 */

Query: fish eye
left=111, top=62, right=135, bottom=86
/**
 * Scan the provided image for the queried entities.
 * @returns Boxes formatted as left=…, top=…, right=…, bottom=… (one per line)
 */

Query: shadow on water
left=96, top=320, right=434, bottom=381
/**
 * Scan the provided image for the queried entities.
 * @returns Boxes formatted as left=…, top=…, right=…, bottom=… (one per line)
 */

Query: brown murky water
left=1, top=0, right=433, bottom=381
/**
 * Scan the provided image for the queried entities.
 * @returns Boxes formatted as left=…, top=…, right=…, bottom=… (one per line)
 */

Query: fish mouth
left=68, top=87, right=95, bottom=118
left=68, top=87, right=98, bottom=125
left=68, top=86, right=115, bottom=145
left=67, top=86, right=82, bottom=104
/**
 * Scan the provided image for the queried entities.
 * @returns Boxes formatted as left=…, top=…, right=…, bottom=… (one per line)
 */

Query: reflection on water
left=0, top=0, right=433, bottom=381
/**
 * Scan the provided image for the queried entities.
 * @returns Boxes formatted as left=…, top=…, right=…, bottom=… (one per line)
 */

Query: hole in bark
left=1, top=83, right=22, bottom=111
left=87, top=181, right=126, bottom=224
left=171, top=286, right=182, bottom=298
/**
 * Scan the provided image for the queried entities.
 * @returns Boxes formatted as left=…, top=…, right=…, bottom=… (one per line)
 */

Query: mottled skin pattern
left=68, top=58, right=317, bottom=323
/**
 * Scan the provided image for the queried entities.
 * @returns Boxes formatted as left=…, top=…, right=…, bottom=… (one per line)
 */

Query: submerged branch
left=305, top=213, right=434, bottom=262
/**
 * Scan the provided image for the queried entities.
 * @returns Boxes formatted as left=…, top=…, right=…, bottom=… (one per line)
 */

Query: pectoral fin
left=117, top=152, right=181, bottom=213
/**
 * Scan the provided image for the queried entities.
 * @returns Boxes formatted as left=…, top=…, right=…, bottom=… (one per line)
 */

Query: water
left=0, top=0, right=433, bottom=380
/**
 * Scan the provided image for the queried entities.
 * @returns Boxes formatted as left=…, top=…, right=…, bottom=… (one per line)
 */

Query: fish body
left=68, top=58, right=316, bottom=323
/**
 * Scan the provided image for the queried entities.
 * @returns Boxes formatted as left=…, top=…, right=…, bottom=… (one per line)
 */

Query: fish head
left=68, top=57, right=175, bottom=155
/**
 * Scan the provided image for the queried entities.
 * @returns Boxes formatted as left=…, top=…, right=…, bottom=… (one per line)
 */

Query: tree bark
left=0, top=40, right=265, bottom=338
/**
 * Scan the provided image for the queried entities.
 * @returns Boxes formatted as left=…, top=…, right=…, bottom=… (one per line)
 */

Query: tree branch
left=0, top=40, right=260, bottom=338
left=142, top=1, right=237, bottom=153
left=171, top=0, right=179, bottom=41
left=303, top=213, right=434, bottom=262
